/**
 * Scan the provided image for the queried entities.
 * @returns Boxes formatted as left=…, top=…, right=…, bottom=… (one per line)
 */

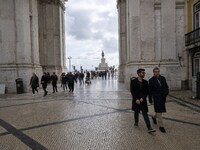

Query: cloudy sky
left=65, top=0, right=119, bottom=71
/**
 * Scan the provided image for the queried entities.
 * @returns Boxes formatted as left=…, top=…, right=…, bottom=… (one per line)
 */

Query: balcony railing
left=185, top=27, right=200, bottom=46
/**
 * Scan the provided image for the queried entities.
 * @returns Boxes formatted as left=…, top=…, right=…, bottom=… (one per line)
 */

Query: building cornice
left=39, top=0, right=66, bottom=10
left=117, top=0, right=126, bottom=9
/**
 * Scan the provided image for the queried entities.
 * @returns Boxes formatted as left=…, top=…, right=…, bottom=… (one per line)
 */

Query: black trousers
left=62, top=83, right=67, bottom=91
left=42, top=84, right=47, bottom=93
left=32, top=87, right=38, bottom=94
left=134, top=105, right=151, bottom=129
left=52, top=82, right=57, bottom=92
left=68, top=83, right=74, bottom=92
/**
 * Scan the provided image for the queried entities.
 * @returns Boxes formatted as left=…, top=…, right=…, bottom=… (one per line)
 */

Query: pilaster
left=128, top=0, right=141, bottom=62
left=161, top=0, right=177, bottom=60
left=140, top=0, right=155, bottom=60
left=118, top=0, right=127, bottom=82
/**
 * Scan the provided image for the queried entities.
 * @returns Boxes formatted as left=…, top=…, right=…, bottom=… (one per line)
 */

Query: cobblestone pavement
left=169, top=90, right=200, bottom=107
left=0, top=79, right=200, bottom=150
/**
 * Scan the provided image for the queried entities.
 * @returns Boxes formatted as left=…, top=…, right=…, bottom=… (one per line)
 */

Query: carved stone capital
left=117, top=0, right=126, bottom=5
left=117, top=0, right=126, bottom=8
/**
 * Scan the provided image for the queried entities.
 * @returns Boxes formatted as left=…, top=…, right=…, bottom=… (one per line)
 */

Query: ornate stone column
left=38, top=0, right=67, bottom=75
left=0, top=0, right=42, bottom=93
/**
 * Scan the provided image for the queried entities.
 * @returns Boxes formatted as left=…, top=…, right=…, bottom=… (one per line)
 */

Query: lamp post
left=67, top=56, right=72, bottom=72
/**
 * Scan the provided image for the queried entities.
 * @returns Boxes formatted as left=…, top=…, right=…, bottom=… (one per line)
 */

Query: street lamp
left=67, top=56, right=72, bottom=72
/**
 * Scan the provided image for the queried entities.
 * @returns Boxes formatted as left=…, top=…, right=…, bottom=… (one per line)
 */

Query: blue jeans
left=134, top=105, right=151, bottom=129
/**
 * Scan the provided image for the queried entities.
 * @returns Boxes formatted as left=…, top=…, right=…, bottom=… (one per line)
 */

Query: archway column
left=117, top=0, right=127, bottom=82
left=38, top=0, right=67, bottom=75
left=0, top=0, right=42, bottom=93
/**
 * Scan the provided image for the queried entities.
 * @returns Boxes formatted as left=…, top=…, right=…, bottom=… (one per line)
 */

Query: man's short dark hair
left=137, top=69, right=145, bottom=74
left=153, top=67, right=160, bottom=72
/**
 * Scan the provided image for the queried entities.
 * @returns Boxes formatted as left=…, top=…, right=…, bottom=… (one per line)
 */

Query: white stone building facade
left=117, top=0, right=187, bottom=90
left=0, top=0, right=66, bottom=93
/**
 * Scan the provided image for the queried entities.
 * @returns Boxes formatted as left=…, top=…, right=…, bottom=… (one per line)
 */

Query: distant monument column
left=98, top=51, right=109, bottom=70
left=38, top=0, right=67, bottom=75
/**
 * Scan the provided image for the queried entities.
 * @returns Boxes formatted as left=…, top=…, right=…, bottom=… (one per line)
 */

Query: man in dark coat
left=61, top=72, right=67, bottom=91
left=30, top=73, right=39, bottom=96
left=41, top=72, right=48, bottom=96
left=130, top=69, right=156, bottom=133
left=149, top=67, right=169, bottom=133
left=79, top=72, right=84, bottom=85
left=51, top=72, right=58, bottom=93
left=65, top=72, right=76, bottom=92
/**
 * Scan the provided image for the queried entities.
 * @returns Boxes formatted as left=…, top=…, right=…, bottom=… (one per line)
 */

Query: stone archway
left=0, top=0, right=66, bottom=93
left=117, top=0, right=186, bottom=90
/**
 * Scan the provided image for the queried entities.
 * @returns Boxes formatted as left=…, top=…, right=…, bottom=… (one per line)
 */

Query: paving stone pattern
left=0, top=79, right=200, bottom=150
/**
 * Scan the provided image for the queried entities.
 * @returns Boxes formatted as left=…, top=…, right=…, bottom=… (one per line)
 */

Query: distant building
left=98, top=51, right=109, bottom=70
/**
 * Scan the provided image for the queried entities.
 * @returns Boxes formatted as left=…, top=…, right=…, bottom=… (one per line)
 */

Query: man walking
left=51, top=72, right=58, bottom=93
left=41, top=72, right=48, bottom=96
left=149, top=67, right=169, bottom=133
left=130, top=69, right=156, bottom=133
left=30, top=73, right=39, bottom=96
left=66, top=72, right=76, bottom=92
left=61, top=72, right=67, bottom=91
left=79, top=72, right=84, bottom=85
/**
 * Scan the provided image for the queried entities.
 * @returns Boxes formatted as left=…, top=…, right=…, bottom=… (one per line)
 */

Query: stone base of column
left=0, top=64, right=42, bottom=93
left=124, top=61, right=182, bottom=91
left=118, top=64, right=126, bottom=82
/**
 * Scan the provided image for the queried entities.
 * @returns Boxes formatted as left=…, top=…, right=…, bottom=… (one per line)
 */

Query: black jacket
left=30, top=76, right=39, bottom=88
left=51, top=75, right=58, bottom=84
left=130, top=78, right=149, bottom=112
left=149, top=75, right=169, bottom=112
left=41, top=75, right=49, bottom=85
left=66, top=74, right=76, bottom=84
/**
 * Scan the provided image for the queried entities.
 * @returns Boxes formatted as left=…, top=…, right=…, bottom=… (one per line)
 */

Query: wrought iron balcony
left=185, top=27, right=200, bottom=46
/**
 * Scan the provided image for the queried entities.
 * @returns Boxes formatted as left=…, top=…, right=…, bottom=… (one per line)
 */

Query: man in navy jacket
left=149, top=67, right=169, bottom=133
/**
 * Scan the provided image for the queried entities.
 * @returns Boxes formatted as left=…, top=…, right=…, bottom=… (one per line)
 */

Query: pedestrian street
left=0, top=78, right=200, bottom=150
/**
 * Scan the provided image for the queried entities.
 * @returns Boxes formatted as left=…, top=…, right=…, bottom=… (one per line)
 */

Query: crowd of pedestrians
left=30, top=70, right=115, bottom=97
left=29, top=69, right=118, bottom=97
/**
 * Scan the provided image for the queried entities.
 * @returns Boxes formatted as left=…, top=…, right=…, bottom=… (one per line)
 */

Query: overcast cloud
left=65, top=0, right=118, bottom=71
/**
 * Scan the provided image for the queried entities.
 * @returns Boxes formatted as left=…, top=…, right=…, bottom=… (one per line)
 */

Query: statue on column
left=102, top=51, right=104, bottom=58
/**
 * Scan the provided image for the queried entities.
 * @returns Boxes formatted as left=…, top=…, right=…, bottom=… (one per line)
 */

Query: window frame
left=193, top=1, right=200, bottom=30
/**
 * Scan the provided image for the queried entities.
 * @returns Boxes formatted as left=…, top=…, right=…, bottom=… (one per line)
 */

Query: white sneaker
left=32, top=94, right=35, bottom=96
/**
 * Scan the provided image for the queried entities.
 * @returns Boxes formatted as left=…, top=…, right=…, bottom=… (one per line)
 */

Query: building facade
left=0, top=0, right=67, bottom=93
left=117, top=0, right=187, bottom=90
left=185, top=0, right=200, bottom=91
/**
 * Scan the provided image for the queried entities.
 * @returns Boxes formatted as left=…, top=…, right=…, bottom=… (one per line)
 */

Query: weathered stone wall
left=0, top=0, right=42, bottom=93
left=0, top=0, right=66, bottom=93
left=118, top=0, right=186, bottom=90
left=38, top=0, right=66, bottom=75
